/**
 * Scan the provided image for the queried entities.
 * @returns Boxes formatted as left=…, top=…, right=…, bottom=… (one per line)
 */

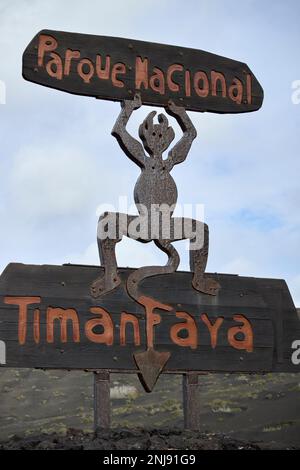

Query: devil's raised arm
left=165, top=101, right=197, bottom=169
left=111, top=94, right=146, bottom=169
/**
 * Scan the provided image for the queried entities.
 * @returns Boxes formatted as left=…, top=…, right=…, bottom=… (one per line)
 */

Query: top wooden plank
left=22, top=30, right=264, bottom=113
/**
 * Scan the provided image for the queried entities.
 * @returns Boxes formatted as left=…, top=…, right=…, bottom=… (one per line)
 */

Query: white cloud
left=116, top=237, right=167, bottom=268
left=219, top=256, right=257, bottom=276
left=62, top=236, right=168, bottom=269
left=62, top=241, right=99, bottom=266
left=289, top=275, right=300, bottom=308
left=9, top=144, right=97, bottom=220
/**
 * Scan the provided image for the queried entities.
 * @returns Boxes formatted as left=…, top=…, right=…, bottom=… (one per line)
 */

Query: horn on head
left=144, top=111, right=156, bottom=131
left=139, top=111, right=156, bottom=142
left=158, top=114, right=169, bottom=133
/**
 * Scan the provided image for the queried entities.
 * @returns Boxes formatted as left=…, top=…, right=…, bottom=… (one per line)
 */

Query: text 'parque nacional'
left=22, top=30, right=264, bottom=113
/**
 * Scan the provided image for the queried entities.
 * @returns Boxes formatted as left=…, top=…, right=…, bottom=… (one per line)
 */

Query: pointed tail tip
left=133, top=348, right=171, bottom=392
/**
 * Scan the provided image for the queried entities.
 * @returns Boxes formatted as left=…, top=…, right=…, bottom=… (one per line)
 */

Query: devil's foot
left=192, top=276, right=220, bottom=296
left=90, top=275, right=121, bottom=298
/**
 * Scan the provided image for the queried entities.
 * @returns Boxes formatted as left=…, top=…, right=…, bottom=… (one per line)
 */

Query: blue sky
left=0, top=0, right=299, bottom=305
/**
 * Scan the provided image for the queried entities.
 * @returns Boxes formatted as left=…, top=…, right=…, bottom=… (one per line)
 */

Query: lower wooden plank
left=0, top=263, right=299, bottom=373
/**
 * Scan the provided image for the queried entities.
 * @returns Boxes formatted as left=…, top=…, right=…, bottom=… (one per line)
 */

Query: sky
left=0, top=0, right=299, bottom=305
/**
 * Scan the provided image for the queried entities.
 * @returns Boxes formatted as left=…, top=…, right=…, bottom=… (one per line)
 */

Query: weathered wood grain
left=0, top=263, right=299, bottom=373
left=22, top=30, right=264, bottom=114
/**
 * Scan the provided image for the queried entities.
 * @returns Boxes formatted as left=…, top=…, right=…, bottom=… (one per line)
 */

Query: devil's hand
left=122, top=92, right=142, bottom=111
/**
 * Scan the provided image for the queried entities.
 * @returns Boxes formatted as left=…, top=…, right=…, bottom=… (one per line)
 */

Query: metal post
left=182, top=373, right=200, bottom=430
left=94, top=370, right=110, bottom=432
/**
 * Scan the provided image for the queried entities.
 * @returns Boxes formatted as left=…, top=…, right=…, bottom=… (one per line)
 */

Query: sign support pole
left=94, top=370, right=111, bottom=432
left=183, top=373, right=200, bottom=430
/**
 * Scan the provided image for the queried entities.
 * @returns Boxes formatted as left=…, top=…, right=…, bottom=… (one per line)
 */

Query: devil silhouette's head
left=139, top=111, right=175, bottom=157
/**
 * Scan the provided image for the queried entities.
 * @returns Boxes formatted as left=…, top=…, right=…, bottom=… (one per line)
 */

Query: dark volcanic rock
left=0, top=428, right=263, bottom=450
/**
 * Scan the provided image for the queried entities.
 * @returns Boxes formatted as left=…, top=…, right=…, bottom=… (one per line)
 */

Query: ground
left=0, top=369, right=299, bottom=449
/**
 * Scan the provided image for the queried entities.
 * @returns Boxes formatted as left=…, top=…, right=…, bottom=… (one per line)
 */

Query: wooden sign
left=22, top=30, right=264, bottom=113
left=0, top=263, right=299, bottom=374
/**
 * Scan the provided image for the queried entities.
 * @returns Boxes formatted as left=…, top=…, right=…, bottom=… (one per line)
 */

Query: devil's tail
left=126, top=240, right=180, bottom=303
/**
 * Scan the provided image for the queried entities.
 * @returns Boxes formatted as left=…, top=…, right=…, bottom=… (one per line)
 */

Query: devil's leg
left=189, top=222, right=220, bottom=295
left=170, top=218, right=220, bottom=296
left=91, top=212, right=138, bottom=298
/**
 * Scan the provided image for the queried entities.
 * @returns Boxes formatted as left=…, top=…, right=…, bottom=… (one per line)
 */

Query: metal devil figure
left=0, top=29, right=299, bottom=414
left=89, top=93, right=221, bottom=389
left=91, top=93, right=219, bottom=301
